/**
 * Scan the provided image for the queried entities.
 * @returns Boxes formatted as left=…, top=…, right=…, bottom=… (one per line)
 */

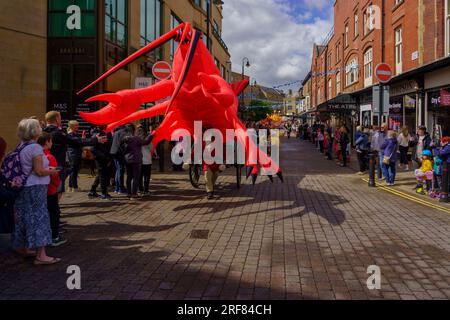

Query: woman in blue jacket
left=380, top=131, right=399, bottom=186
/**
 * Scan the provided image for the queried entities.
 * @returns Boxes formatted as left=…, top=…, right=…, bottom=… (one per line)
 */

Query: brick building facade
left=307, top=0, right=450, bottom=139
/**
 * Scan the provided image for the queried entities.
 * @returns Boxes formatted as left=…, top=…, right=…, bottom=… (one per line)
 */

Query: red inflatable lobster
left=77, top=23, right=282, bottom=183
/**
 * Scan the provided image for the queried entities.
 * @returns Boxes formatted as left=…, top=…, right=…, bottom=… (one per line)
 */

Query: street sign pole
left=379, top=84, right=383, bottom=127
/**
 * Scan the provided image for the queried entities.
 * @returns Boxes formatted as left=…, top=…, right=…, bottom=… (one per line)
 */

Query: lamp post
left=241, top=57, right=250, bottom=108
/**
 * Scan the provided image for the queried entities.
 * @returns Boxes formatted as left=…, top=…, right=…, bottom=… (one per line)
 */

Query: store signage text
left=53, top=103, right=68, bottom=112
left=66, top=5, right=81, bottom=31
left=390, top=80, right=418, bottom=97
left=57, top=47, right=87, bottom=55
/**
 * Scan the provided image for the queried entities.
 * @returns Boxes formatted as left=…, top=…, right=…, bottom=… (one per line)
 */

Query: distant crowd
left=286, top=121, right=450, bottom=203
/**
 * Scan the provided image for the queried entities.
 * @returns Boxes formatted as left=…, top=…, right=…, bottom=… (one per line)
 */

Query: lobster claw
left=86, top=93, right=123, bottom=106
left=276, top=171, right=284, bottom=183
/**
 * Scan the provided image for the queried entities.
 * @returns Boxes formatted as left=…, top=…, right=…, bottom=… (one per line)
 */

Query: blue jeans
left=379, top=152, right=388, bottom=179
left=383, top=162, right=397, bottom=184
left=114, top=158, right=125, bottom=193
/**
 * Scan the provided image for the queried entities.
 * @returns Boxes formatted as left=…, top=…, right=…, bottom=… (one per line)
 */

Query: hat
left=422, top=150, right=432, bottom=157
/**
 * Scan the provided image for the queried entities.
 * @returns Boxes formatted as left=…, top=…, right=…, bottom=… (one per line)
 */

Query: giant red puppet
left=77, top=23, right=282, bottom=183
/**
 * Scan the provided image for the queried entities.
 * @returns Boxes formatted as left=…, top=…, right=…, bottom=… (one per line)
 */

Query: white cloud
left=222, top=0, right=333, bottom=91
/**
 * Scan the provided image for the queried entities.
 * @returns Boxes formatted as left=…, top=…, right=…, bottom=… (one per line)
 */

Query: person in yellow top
left=414, top=149, right=434, bottom=194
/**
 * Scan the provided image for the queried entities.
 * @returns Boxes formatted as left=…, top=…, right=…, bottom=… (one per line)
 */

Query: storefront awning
left=317, top=93, right=358, bottom=113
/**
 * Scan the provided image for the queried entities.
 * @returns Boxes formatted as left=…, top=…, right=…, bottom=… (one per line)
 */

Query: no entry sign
left=375, top=63, right=392, bottom=83
left=152, top=61, right=172, bottom=80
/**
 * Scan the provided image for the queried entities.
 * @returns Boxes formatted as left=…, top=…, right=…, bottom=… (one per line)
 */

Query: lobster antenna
left=77, top=23, right=186, bottom=95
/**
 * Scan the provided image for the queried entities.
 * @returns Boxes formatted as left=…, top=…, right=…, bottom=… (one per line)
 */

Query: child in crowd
left=38, top=133, right=67, bottom=247
left=414, top=149, right=434, bottom=195
left=430, top=155, right=443, bottom=198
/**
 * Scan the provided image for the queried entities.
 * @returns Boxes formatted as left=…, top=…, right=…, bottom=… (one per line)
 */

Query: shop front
left=317, top=101, right=359, bottom=144
left=388, top=80, right=420, bottom=133
left=426, top=88, right=450, bottom=138
left=425, top=66, right=450, bottom=139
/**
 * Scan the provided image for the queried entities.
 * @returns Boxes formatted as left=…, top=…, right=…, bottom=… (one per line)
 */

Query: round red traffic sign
left=375, top=63, right=392, bottom=83
left=152, top=61, right=172, bottom=80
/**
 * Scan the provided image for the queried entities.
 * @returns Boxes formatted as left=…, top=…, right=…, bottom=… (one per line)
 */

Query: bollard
left=440, top=161, right=449, bottom=203
left=368, top=152, right=376, bottom=187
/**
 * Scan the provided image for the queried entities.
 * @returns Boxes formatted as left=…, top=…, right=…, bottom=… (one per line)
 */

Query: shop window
left=446, top=0, right=450, bottom=56
left=49, top=65, right=71, bottom=91
left=395, top=27, right=403, bottom=75
left=140, top=0, right=161, bottom=58
left=202, top=0, right=211, bottom=13
left=170, top=14, right=182, bottom=61
left=345, top=58, right=358, bottom=87
left=48, top=0, right=96, bottom=37
left=105, top=0, right=128, bottom=48
left=364, top=48, right=373, bottom=87
left=220, top=65, right=226, bottom=79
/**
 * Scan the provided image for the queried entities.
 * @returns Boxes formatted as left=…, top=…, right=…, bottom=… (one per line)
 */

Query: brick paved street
left=1, top=138, right=449, bottom=300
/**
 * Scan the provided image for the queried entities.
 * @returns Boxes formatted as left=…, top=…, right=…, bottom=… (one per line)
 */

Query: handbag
left=383, top=149, right=395, bottom=165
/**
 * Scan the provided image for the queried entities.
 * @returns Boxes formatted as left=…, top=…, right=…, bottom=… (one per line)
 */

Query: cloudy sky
left=222, top=0, right=334, bottom=92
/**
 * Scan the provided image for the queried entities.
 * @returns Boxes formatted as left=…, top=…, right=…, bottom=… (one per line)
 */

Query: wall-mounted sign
left=66, top=5, right=81, bottom=31
left=135, top=77, right=153, bottom=89
left=390, top=80, right=419, bottom=97
left=411, top=51, right=419, bottom=61
left=48, top=1, right=96, bottom=38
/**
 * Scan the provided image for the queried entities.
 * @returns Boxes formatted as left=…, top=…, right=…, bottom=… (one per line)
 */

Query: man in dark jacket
left=110, top=125, right=127, bottom=194
left=120, top=124, right=153, bottom=199
left=355, top=128, right=370, bottom=174
left=44, top=111, right=104, bottom=196
left=88, top=127, right=113, bottom=200
left=413, top=126, right=432, bottom=166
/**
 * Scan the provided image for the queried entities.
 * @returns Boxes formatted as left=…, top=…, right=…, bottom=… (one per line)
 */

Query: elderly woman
left=12, top=119, right=61, bottom=265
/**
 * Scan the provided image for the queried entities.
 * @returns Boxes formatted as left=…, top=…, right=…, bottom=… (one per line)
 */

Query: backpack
left=0, top=141, right=36, bottom=190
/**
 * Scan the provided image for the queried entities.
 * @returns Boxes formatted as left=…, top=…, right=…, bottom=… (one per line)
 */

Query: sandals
left=33, top=257, right=62, bottom=266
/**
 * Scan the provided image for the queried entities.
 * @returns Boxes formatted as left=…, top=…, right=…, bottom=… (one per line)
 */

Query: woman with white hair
left=12, top=118, right=61, bottom=265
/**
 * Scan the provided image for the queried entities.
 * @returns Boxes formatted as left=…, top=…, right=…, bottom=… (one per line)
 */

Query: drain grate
left=190, top=230, right=210, bottom=239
